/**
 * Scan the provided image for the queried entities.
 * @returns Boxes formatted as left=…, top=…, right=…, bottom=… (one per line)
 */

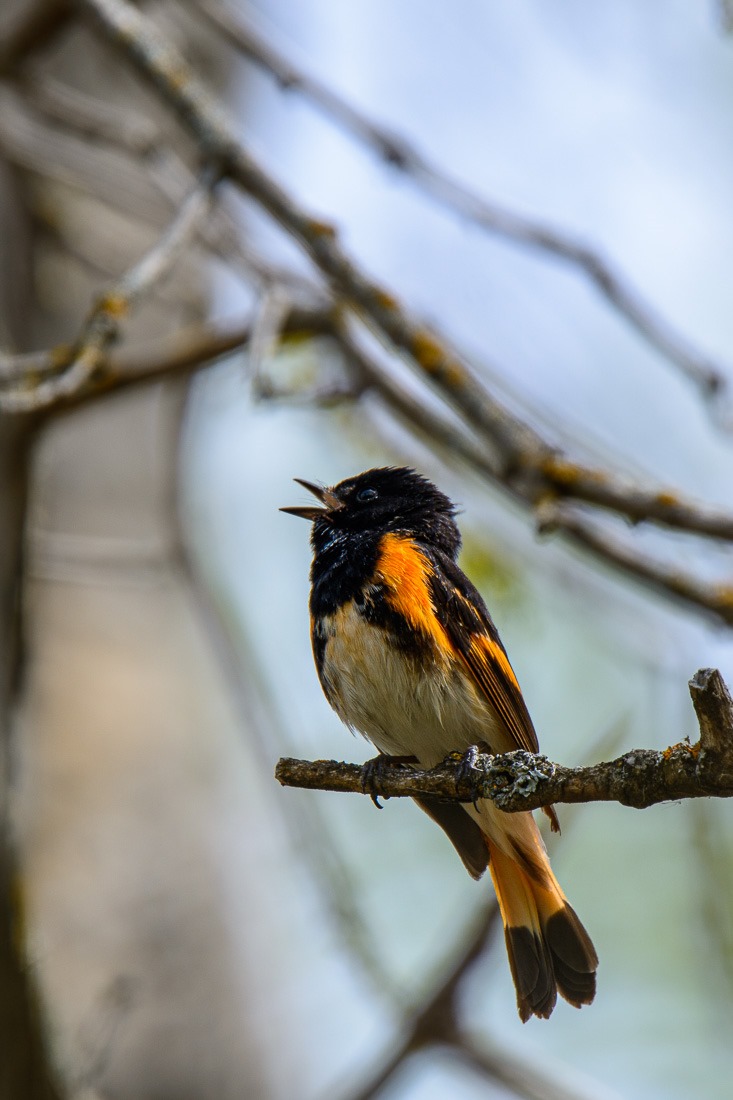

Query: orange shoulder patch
left=374, top=532, right=452, bottom=650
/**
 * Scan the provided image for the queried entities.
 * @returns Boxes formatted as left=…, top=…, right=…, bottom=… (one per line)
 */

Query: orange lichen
left=372, top=288, right=399, bottom=312
left=307, top=219, right=338, bottom=240
left=662, top=740, right=700, bottom=760
left=714, top=585, right=733, bottom=609
left=442, top=358, right=466, bottom=386
left=541, top=458, right=580, bottom=484
left=543, top=457, right=606, bottom=486
left=98, top=293, right=129, bottom=319
left=51, top=344, right=73, bottom=369
left=655, top=490, right=679, bottom=508
left=412, top=329, right=445, bottom=373
left=166, top=64, right=192, bottom=93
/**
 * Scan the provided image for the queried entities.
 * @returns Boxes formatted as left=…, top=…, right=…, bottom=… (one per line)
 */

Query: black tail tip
left=505, top=926, right=558, bottom=1022
left=507, top=907, right=598, bottom=1021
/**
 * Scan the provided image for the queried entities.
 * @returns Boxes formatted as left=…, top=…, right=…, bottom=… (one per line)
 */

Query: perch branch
left=276, top=668, right=733, bottom=813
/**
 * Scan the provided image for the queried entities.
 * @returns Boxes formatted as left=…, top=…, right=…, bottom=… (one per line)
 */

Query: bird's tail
left=485, top=820, right=598, bottom=1021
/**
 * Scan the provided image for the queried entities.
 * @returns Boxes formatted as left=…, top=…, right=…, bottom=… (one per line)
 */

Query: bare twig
left=8, top=79, right=322, bottom=299
left=0, top=347, right=70, bottom=384
left=715, top=0, right=733, bottom=34
left=43, top=306, right=335, bottom=410
left=456, top=1038, right=615, bottom=1100
left=334, top=331, right=733, bottom=627
left=342, top=902, right=500, bottom=1100
left=74, top=0, right=733, bottom=551
left=276, top=669, right=733, bottom=813
left=189, top=0, right=731, bottom=413
left=248, top=285, right=294, bottom=395
left=24, top=72, right=159, bottom=154
left=0, top=165, right=218, bottom=413
left=0, top=86, right=173, bottom=222
left=536, top=502, right=733, bottom=627
left=0, top=0, right=71, bottom=74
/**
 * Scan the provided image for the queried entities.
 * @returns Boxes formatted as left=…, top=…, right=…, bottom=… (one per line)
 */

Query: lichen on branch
left=275, top=669, right=733, bottom=812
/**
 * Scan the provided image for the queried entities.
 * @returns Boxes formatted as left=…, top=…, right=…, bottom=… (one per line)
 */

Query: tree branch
left=73, top=0, right=733, bottom=549
left=0, top=165, right=217, bottom=412
left=535, top=501, right=733, bottom=628
left=0, top=0, right=71, bottom=75
left=188, top=0, right=733, bottom=419
left=3, top=0, right=730, bottom=634
left=276, top=668, right=733, bottom=813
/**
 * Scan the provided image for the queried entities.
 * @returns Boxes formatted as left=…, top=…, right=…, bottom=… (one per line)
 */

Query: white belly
left=319, top=601, right=506, bottom=765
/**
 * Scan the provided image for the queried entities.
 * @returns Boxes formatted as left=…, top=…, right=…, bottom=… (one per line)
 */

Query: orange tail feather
left=486, top=829, right=597, bottom=1022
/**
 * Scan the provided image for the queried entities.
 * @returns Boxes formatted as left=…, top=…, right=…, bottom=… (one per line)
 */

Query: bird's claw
left=447, top=743, right=490, bottom=808
left=360, top=754, right=418, bottom=808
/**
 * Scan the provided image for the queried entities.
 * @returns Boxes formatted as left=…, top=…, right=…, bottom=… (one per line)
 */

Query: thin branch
left=334, top=330, right=733, bottom=627
left=46, top=306, right=335, bottom=410
left=6, top=299, right=730, bottom=630
left=277, top=668, right=733, bottom=813
left=248, top=285, right=294, bottom=396
left=23, top=72, right=159, bottom=154
left=0, top=0, right=71, bottom=74
left=0, top=347, right=70, bottom=384
left=75, top=0, right=733, bottom=550
left=341, top=903, right=500, bottom=1100
left=315, top=324, right=733, bottom=633
left=536, top=501, right=733, bottom=628
left=0, top=85, right=173, bottom=223
left=8, top=302, right=726, bottom=628
left=0, top=165, right=218, bottom=413
left=6, top=78, right=322, bottom=300
left=456, top=1038, right=614, bottom=1100
left=189, top=0, right=732, bottom=413
left=715, top=0, right=733, bottom=34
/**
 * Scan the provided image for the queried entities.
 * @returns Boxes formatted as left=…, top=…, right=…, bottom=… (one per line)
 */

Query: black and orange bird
left=282, top=466, right=597, bottom=1021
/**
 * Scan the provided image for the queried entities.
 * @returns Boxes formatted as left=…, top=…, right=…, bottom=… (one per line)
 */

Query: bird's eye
left=356, top=487, right=378, bottom=503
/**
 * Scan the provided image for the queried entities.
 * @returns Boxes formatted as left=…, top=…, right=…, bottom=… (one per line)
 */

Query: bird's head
left=281, top=466, right=461, bottom=557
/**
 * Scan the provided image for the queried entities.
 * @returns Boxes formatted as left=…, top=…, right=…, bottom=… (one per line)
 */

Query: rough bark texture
left=276, top=669, right=733, bottom=813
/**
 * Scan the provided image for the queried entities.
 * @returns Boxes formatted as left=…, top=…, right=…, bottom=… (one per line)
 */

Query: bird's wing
left=429, top=551, right=540, bottom=756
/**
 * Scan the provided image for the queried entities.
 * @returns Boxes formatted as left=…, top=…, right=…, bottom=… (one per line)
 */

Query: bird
left=282, top=466, right=597, bottom=1021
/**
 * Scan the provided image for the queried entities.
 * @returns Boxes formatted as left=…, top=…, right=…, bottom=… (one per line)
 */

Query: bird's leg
left=360, top=753, right=419, bottom=808
left=445, top=742, right=491, bottom=809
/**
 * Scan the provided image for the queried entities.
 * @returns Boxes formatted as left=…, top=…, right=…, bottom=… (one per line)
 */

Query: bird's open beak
left=280, top=478, right=342, bottom=521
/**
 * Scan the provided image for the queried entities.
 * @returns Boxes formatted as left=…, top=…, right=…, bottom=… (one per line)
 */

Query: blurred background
left=2, top=1, right=733, bottom=1098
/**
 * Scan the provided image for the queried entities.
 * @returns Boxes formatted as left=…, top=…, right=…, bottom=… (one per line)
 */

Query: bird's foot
left=360, top=754, right=418, bottom=808
left=445, top=742, right=491, bottom=808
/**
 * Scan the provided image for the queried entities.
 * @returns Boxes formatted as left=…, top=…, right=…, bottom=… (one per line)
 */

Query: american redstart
left=282, top=466, right=597, bottom=1020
